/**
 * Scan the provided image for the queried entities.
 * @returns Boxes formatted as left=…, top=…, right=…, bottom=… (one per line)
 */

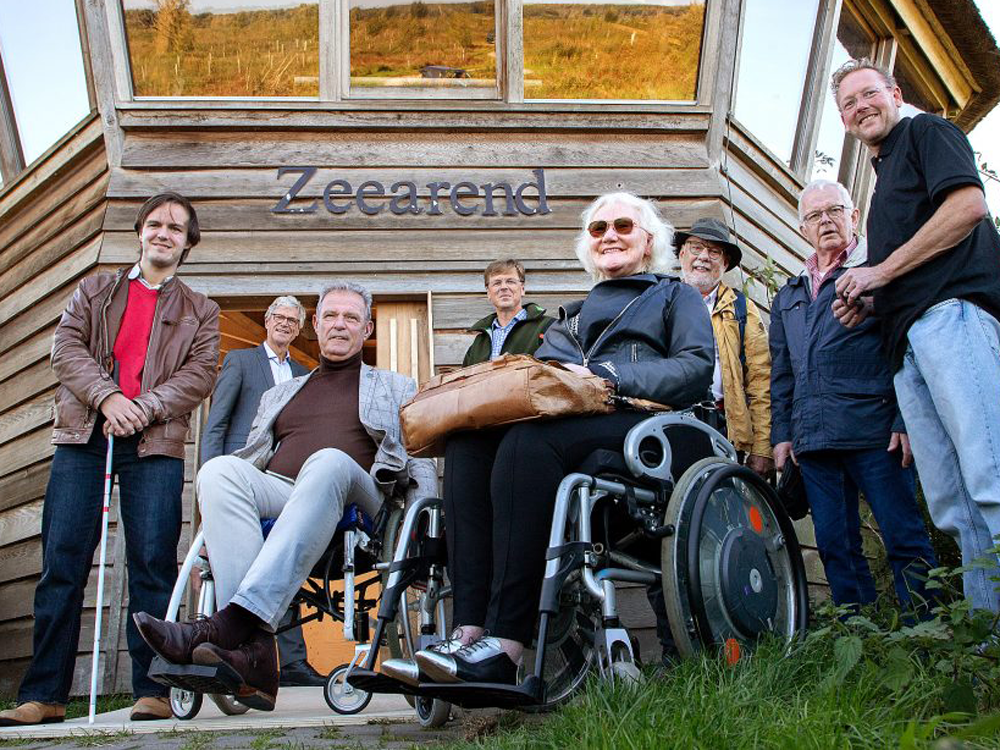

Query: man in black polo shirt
left=831, top=58, right=1000, bottom=614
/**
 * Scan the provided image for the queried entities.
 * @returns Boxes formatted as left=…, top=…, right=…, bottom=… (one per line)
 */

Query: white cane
left=88, top=428, right=114, bottom=725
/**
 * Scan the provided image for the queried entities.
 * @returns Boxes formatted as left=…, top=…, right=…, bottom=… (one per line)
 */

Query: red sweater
left=112, top=280, right=158, bottom=399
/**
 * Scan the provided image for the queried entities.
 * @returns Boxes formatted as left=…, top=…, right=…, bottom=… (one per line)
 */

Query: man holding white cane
left=0, top=193, right=219, bottom=726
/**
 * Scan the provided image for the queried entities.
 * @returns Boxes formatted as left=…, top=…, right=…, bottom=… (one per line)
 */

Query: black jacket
left=535, top=274, right=713, bottom=408
left=769, top=243, right=904, bottom=455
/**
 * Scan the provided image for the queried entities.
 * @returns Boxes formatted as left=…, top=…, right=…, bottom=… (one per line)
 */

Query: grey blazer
left=201, top=345, right=309, bottom=462
left=233, top=363, right=437, bottom=505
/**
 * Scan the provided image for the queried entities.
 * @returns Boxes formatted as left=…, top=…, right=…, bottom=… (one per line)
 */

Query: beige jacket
left=710, top=283, right=772, bottom=457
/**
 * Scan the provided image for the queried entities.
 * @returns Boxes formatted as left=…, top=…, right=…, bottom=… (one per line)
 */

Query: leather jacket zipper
left=576, top=296, right=641, bottom=366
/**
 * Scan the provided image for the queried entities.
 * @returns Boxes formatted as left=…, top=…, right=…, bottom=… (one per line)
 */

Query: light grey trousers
left=197, top=449, right=381, bottom=630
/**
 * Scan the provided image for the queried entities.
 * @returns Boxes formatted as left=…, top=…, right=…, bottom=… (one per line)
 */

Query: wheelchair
left=347, top=411, right=809, bottom=712
left=149, top=503, right=399, bottom=719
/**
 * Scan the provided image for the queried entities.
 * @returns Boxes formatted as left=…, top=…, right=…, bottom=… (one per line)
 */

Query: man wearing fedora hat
left=675, top=217, right=773, bottom=477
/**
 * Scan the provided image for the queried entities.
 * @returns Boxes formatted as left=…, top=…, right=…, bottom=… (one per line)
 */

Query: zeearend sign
left=272, top=167, right=551, bottom=217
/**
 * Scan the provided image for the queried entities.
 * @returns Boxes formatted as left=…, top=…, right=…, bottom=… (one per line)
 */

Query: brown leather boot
left=192, top=629, right=279, bottom=712
left=133, top=612, right=224, bottom=665
left=130, top=696, right=172, bottom=721
left=0, top=702, right=65, bottom=726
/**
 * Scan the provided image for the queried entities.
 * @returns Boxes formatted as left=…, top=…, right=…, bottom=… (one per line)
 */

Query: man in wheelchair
left=134, top=280, right=436, bottom=711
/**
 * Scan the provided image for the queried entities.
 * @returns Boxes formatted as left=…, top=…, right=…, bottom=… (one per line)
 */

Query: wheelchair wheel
left=414, top=695, right=451, bottom=727
left=209, top=693, right=249, bottom=716
left=325, top=663, right=373, bottom=715
left=521, top=578, right=600, bottom=712
left=661, top=458, right=808, bottom=659
left=170, top=687, right=202, bottom=720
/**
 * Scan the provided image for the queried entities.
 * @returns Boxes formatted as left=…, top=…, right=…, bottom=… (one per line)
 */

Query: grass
left=0, top=694, right=133, bottom=721
left=436, top=632, right=1000, bottom=750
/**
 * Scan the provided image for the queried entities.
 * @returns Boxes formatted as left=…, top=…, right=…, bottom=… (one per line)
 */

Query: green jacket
left=462, top=302, right=556, bottom=366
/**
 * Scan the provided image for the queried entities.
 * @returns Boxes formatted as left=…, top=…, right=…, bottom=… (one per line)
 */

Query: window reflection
left=734, top=0, right=820, bottom=164
left=810, top=10, right=874, bottom=180
left=349, top=0, right=497, bottom=92
left=522, top=0, right=705, bottom=100
left=0, top=0, right=90, bottom=165
left=123, top=0, right=319, bottom=97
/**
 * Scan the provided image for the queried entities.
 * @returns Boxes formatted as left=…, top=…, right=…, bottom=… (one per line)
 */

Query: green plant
left=742, top=254, right=787, bottom=304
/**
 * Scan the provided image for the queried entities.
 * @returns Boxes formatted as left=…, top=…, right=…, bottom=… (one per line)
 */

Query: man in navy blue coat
left=201, top=295, right=320, bottom=686
left=770, top=179, right=936, bottom=610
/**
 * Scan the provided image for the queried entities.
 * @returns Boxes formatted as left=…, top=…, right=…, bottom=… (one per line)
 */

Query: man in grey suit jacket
left=136, top=281, right=436, bottom=711
left=201, top=296, right=321, bottom=687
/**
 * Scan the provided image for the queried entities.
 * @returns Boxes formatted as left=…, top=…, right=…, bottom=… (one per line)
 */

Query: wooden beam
left=887, top=0, right=975, bottom=108
left=0, top=48, right=25, bottom=182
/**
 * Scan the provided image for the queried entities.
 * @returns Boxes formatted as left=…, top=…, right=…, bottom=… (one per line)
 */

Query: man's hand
left=100, top=393, right=149, bottom=437
left=835, top=266, right=888, bottom=306
left=888, top=432, right=913, bottom=468
left=832, top=296, right=873, bottom=329
left=747, top=453, right=775, bottom=478
left=773, top=441, right=797, bottom=471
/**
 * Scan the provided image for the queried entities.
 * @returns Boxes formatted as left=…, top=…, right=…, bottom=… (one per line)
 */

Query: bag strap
left=734, top=290, right=748, bottom=371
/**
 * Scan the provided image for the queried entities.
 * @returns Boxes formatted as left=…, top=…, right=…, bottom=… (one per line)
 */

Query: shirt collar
left=492, top=307, right=527, bottom=329
left=870, top=115, right=910, bottom=167
left=128, top=263, right=172, bottom=290
left=262, top=341, right=288, bottom=363
left=805, top=238, right=856, bottom=276
left=704, top=285, right=720, bottom=309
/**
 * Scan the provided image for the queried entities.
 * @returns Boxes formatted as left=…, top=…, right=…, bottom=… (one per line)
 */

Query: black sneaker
left=416, top=636, right=518, bottom=685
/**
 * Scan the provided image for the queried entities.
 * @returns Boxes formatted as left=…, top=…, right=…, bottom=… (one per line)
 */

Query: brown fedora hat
left=674, top=217, right=743, bottom=271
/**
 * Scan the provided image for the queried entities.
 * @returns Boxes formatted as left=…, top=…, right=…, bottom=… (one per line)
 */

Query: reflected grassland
left=524, top=2, right=704, bottom=100
left=349, top=1, right=497, bottom=87
left=124, top=3, right=320, bottom=97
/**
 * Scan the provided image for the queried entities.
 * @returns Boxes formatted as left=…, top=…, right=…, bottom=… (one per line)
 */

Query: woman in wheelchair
left=389, top=193, right=715, bottom=686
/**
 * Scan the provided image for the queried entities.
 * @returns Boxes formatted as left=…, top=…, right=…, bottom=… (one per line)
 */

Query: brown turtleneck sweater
left=265, top=351, right=376, bottom=480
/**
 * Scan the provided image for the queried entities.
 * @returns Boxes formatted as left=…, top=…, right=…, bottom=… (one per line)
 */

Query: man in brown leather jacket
left=0, top=192, right=220, bottom=727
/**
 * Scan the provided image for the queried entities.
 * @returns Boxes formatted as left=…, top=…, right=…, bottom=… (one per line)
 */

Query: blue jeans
left=798, top=448, right=936, bottom=608
left=894, top=298, right=1000, bottom=613
left=18, top=425, right=183, bottom=704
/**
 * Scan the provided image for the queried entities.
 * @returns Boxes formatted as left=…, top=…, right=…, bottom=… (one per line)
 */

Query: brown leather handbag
left=400, top=354, right=616, bottom=457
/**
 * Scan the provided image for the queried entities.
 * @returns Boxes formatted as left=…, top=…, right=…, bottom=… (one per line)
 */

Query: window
left=349, top=0, right=498, bottom=97
left=122, top=0, right=320, bottom=97
left=521, top=0, right=705, bottom=100
left=0, top=0, right=90, bottom=165
left=733, top=0, right=821, bottom=164
left=810, top=9, right=875, bottom=180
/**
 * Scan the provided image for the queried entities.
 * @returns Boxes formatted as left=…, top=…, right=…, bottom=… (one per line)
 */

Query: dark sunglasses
left=587, top=217, right=649, bottom=238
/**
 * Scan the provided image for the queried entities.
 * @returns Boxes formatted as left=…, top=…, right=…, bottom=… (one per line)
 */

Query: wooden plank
left=0, top=361, right=57, bottom=416
left=0, top=202, right=105, bottom=302
left=889, top=0, right=973, bottom=107
left=107, top=166, right=721, bottom=201
left=0, top=391, right=55, bottom=448
left=100, top=229, right=585, bottom=265
left=0, top=147, right=108, bottom=264
left=120, top=132, right=710, bottom=169
left=431, top=293, right=582, bottom=329
left=104, top=198, right=720, bottom=232
left=0, top=236, right=101, bottom=327
left=0, top=463, right=50, bottom=515
left=0, top=615, right=130, bottom=661
left=0, top=117, right=103, bottom=220
left=724, top=124, right=803, bottom=204
left=434, top=332, right=477, bottom=367
left=0, top=428, right=55, bottom=482
left=0, top=326, right=53, bottom=384
left=116, top=108, right=711, bottom=133
left=0, top=539, right=41, bottom=585
left=0, top=283, right=75, bottom=358
left=0, top=499, right=44, bottom=549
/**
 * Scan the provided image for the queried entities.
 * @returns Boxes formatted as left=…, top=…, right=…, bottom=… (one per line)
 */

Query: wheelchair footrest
left=148, top=656, right=239, bottom=696
left=415, top=675, right=544, bottom=709
left=345, top=668, right=419, bottom=696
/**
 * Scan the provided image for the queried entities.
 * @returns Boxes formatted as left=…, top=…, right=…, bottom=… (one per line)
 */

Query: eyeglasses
left=587, top=217, right=650, bottom=238
left=839, top=86, right=887, bottom=114
left=683, top=240, right=725, bottom=260
left=802, top=205, right=849, bottom=226
left=269, top=313, right=301, bottom=327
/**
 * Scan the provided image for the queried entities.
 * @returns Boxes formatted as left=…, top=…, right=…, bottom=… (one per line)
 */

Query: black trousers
left=443, top=411, right=647, bottom=645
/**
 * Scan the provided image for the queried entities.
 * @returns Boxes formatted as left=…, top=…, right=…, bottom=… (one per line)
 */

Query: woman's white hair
left=574, top=192, right=675, bottom=281
left=799, top=180, right=854, bottom=222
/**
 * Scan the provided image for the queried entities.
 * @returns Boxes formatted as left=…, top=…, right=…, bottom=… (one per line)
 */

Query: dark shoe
left=416, top=636, right=518, bottom=685
left=395, top=630, right=468, bottom=686
left=279, top=659, right=326, bottom=687
left=134, top=612, right=222, bottom=665
left=130, top=696, right=171, bottom=721
left=192, top=630, right=278, bottom=711
left=0, top=702, right=65, bottom=726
